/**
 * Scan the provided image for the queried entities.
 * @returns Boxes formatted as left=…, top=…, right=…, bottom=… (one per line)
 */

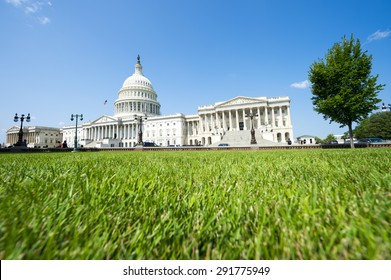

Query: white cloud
left=24, top=3, right=40, bottom=14
left=290, top=80, right=310, bottom=89
left=366, top=30, right=391, bottom=43
left=38, top=16, right=50, bottom=24
left=5, top=0, right=51, bottom=24
left=5, top=0, right=26, bottom=7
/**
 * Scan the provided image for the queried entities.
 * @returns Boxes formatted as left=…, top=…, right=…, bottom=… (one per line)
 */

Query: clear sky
left=1, top=0, right=390, bottom=144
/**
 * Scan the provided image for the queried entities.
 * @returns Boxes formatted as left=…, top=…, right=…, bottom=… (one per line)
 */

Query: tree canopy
left=323, top=134, right=337, bottom=143
left=308, top=35, right=384, bottom=147
left=354, top=112, right=391, bottom=140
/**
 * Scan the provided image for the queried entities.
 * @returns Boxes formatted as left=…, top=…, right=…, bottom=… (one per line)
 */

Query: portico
left=194, top=96, right=293, bottom=145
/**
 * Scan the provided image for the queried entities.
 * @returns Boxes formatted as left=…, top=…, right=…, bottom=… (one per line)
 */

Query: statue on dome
left=137, top=54, right=140, bottom=64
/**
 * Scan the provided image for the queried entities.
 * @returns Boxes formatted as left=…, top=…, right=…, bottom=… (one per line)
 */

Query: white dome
left=114, top=55, right=161, bottom=117
left=121, top=57, right=154, bottom=89
left=122, top=73, right=153, bottom=89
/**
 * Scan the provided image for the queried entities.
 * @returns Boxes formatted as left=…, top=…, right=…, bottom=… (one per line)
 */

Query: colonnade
left=6, top=130, right=61, bottom=147
left=198, top=106, right=291, bottom=133
left=6, top=130, right=36, bottom=144
left=186, top=121, right=199, bottom=136
left=86, top=123, right=140, bottom=140
left=115, top=101, right=160, bottom=115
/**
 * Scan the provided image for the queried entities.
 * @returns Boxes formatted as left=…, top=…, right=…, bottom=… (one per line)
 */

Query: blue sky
left=1, top=0, right=390, bottom=144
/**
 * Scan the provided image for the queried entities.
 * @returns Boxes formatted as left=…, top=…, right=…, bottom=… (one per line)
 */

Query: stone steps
left=211, top=130, right=285, bottom=147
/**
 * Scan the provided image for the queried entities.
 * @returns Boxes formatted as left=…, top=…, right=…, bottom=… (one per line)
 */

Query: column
left=264, top=107, right=268, bottom=125
left=242, top=109, right=247, bottom=130
left=286, top=106, right=291, bottom=127
left=221, top=111, right=227, bottom=131
left=278, top=107, right=282, bottom=127
left=271, top=107, right=275, bottom=128
left=235, top=110, right=239, bottom=131
left=194, top=121, right=197, bottom=135
left=227, top=111, right=231, bottom=130
left=257, top=107, right=261, bottom=128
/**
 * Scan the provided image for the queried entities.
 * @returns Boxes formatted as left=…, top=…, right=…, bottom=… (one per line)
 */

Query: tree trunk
left=348, top=122, right=354, bottom=148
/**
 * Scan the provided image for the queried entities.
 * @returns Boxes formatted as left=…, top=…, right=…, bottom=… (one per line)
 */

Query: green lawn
left=0, top=149, right=390, bottom=259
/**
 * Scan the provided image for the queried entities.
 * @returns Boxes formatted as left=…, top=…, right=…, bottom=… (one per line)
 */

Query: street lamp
left=13, top=113, right=30, bottom=147
left=70, top=114, right=83, bottom=151
left=381, top=102, right=391, bottom=112
left=246, top=112, right=258, bottom=144
left=134, top=114, right=147, bottom=146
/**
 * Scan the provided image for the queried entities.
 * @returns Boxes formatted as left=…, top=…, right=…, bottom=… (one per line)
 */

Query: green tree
left=354, top=111, right=391, bottom=140
left=308, top=35, right=384, bottom=148
left=314, top=136, right=323, bottom=144
left=342, top=131, right=350, bottom=142
left=323, top=134, right=336, bottom=143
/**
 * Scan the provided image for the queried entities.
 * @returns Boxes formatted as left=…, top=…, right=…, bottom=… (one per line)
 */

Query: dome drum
left=114, top=100, right=161, bottom=116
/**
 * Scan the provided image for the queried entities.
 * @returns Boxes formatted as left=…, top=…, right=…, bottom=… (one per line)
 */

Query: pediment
left=90, top=115, right=118, bottom=124
left=6, top=126, right=20, bottom=132
left=217, top=96, right=265, bottom=107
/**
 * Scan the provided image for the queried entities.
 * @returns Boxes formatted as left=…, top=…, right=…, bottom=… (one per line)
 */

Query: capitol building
left=61, top=56, right=294, bottom=148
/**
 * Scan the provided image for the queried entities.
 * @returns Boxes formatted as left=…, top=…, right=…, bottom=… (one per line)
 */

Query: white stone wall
left=6, top=126, right=62, bottom=148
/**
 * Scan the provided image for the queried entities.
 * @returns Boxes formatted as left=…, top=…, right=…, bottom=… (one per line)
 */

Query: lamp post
left=246, top=112, right=258, bottom=144
left=13, top=113, right=30, bottom=147
left=381, top=102, right=391, bottom=112
left=70, top=114, right=83, bottom=151
left=134, top=114, right=147, bottom=146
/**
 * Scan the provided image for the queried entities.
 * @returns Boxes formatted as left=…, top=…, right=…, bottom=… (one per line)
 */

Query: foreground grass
left=0, top=149, right=390, bottom=259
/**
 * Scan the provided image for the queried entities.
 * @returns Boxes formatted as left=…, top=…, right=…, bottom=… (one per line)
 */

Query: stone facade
left=6, top=126, right=62, bottom=148
left=61, top=57, right=294, bottom=148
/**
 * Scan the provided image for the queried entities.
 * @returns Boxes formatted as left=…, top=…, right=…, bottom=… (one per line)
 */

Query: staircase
left=83, top=140, right=100, bottom=148
left=211, top=130, right=285, bottom=147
